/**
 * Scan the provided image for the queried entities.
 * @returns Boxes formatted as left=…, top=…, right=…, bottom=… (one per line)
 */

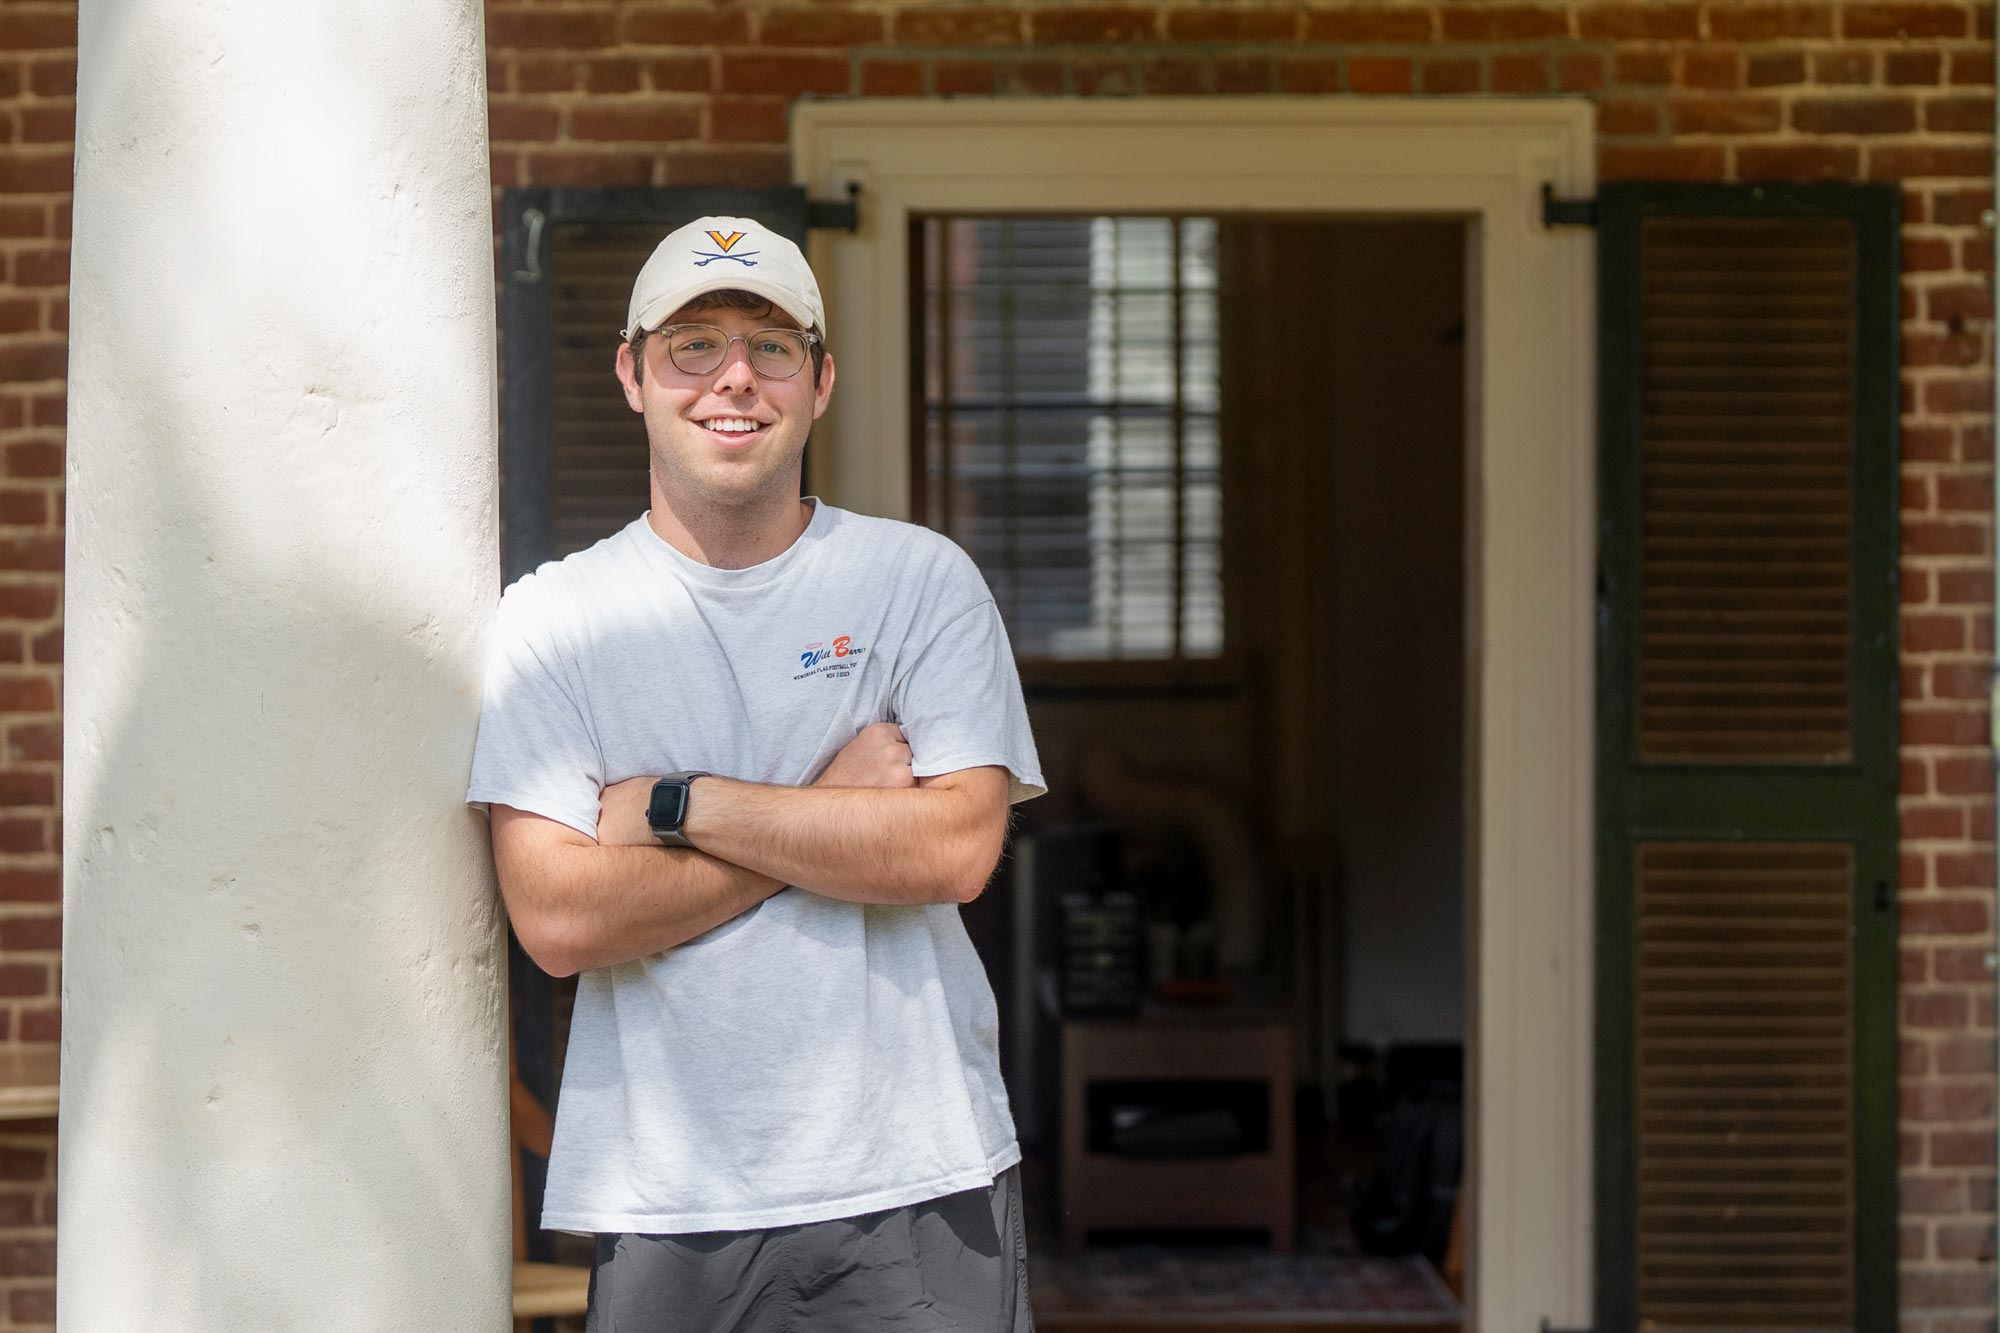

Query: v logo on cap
left=705, top=230, right=747, bottom=252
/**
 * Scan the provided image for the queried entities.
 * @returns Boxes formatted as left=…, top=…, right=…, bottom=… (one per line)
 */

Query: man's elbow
left=510, top=910, right=583, bottom=978
left=947, top=828, right=1008, bottom=904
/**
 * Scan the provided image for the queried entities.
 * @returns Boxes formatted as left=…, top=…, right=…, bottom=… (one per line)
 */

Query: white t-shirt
left=466, top=499, right=1045, bottom=1234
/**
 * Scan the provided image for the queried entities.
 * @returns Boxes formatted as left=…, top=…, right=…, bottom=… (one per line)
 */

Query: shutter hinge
left=1541, top=183, right=1597, bottom=229
left=807, top=182, right=862, bottom=234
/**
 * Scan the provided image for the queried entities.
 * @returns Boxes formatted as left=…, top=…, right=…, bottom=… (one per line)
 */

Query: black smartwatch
left=646, top=772, right=710, bottom=848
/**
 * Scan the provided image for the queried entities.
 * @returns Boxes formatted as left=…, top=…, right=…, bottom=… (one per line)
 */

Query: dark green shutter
left=1595, top=183, right=1899, bottom=1331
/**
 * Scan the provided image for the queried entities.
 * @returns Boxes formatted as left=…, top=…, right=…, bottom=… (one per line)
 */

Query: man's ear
left=614, top=341, right=645, bottom=413
left=812, top=351, right=837, bottom=420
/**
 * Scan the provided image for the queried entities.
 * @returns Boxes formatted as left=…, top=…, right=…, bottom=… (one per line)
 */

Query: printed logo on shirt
left=794, top=635, right=866, bottom=681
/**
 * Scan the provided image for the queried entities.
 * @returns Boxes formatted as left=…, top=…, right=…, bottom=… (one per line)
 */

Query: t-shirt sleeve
left=464, top=575, right=606, bottom=840
left=891, top=596, right=1046, bottom=805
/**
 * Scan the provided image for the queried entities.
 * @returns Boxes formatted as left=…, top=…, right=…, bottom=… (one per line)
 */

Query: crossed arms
left=489, top=723, right=1011, bottom=977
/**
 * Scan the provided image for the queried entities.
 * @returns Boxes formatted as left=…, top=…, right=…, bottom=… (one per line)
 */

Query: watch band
left=648, top=771, right=711, bottom=848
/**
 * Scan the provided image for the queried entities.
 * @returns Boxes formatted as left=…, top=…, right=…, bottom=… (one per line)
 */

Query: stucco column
left=59, top=1, right=508, bottom=1327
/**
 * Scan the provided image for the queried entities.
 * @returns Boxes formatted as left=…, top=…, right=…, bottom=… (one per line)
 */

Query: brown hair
left=628, top=289, right=827, bottom=388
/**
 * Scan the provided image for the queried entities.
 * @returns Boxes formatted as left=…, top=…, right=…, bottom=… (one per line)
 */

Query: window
left=914, top=216, right=1223, bottom=665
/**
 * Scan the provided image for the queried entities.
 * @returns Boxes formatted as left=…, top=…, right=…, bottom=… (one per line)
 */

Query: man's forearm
left=499, top=827, right=784, bottom=975
left=682, top=774, right=1006, bottom=907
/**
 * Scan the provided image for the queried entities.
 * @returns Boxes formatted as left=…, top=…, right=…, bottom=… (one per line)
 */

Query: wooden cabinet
left=1059, top=1011, right=1295, bottom=1253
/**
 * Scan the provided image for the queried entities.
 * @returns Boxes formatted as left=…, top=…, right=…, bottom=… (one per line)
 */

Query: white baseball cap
left=624, top=215, right=825, bottom=342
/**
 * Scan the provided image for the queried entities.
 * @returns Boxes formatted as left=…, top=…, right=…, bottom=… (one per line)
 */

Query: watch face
left=648, top=783, right=689, bottom=831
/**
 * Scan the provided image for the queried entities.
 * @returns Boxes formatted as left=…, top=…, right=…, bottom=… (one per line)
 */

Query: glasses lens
left=665, top=326, right=727, bottom=375
left=747, top=330, right=808, bottom=379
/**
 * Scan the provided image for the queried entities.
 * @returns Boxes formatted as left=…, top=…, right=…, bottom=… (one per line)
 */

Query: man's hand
left=596, top=776, right=657, bottom=847
left=595, top=723, right=912, bottom=847
left=815, top=722, right=915, bottom=789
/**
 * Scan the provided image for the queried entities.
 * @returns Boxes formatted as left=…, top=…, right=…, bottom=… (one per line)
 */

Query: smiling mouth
left=696, top=416, right=768, bottom=441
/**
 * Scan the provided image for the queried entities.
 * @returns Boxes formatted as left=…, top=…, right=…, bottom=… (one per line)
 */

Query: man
left=465, top=215, right=1044, bottom=1332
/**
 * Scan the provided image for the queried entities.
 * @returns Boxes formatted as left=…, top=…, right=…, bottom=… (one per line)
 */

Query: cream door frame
left=793, top=98, right=1596, bottom=1331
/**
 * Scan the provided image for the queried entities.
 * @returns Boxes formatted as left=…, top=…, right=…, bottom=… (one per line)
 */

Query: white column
left=59, top=1, right=509, bottom=1327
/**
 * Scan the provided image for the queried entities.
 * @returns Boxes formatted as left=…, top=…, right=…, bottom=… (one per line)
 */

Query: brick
left=486, top=101, right=559, bottom=143
left=1935, top=944, right=1996, bottom=981
left=1600, top=142, right=1727, bottom=181
left=718, top=54, right=848, bottom=97
left=582, top=59, right=642, bottom=94
left=1003, top=60, right=1066, bottom=96
left=1907, top=989, right=1973, bottom=1027
left=18, top=1006, right=57, bottom=1042
left=1141, top=59, right=1205, bottom=96
left=1601, top=94, right=1669, bottom=134
left=25, top=627, right=53, bottom=664
left=1811, top=49, right=1875, bottom=84
left=0, top=869, right=55, bottom=902
left=1903, top=942, right=1932, bottom=982
left=935, top=60, right=998, bottom=96
left=486, top=7, right=616, bottom=50
left=0, top=344, right=63, bottom=386
left=1073, top=60, right=1135, bottom=96
left=1419, top=58, right=1481, bottom=94
left=1792, top=95, right=1918, bottom=134
left=29, top=58, right=75, bottom=98
left=1347, top=58, right=1413, bottom=95
left=707, top=97, right=787, bottom=145
left=6, top=1286, right=52, bottom=1324
left=1905, top=232, right=1955, bottom=268
left=1904, top=707, right=1987, bottom=745
left=1960, top=234, right=1995, bottom=272
left=1709, top=3, right=1837, bottom=39
left=1888, top=49, right=1947, bottom=84
left=1576, top=4, right=1700, bottom=39
left=0, top=584, right=56, bottom=620
left=20, top=102, right=75, bottom=145
left=1556, top=52, right=1607, bottom=90
left=1439, top=6, right=1569, bottom=40
left=1747, top=51, right=1808, bottom=87
left=1924, top=376, right=1995, bottom=413
left=0, top=1191, right=34, bottom=1227
left=1903, top=802, right=1966, bottom=838
left=0, top=817, right=47, bottom=853
left=1936, top=847, right=1996, bottom=887
left=0, top=300, right=38, bottom=337
left=1735, top=143, right=1861, bottom=180
left=0, top=12, right=76, bottom=50
left=1278, top=57, right=1343, bottom=95
left=1938, top=473, right=1995, bottom=511
left=568, top=104, right=701, bottom=143
left=1305, top=7, right=1433, bottom=41
left=1907, top=329, right=1984, bottom=368
left=1615, top=49, right=1674, bottom=85
left=1029, top=7, right=1156, bottom=43
left=514, top=56, right=580, bottom=94
left=0, top=153, right=71, bottom=196
left=1679, top=49, right=1742, bottom=90
left=1938, top=753, right=1997, bottom=794
left=1904, top=894, right=1991, bottom=935
left=1901, top=1220, right=1928, bottom=1258
left=758, top=10, right=885, bottom=46
left=1213, top=57, right=1273, bottom=93
left=1671, top=96, right=1783, bottom=134
left=660, top=146, right=788, bottom=188
left=0, top=204, right=49, bottom=239
left=894, top=8, right=1023, bottom=45
left=1905, top=1171, right=1967, bottom=1214
left=1905, top=421, right=1958, bottom=460
left=1939, top=1033, right=1999, bottom=1072
left=647, top=56, right=711, bottom=93
left=1164, top=8, right=1296, bottom=41
left=858, top=60, right=923, bottom=97
left=0, top=964, right=46, bottom=1000
left=1906, top=1079, right=1999, bottom=1122
left=521, top=150, right=656, bottom=188
left=1935, top=1218, right=1998, bottom=1258
left=0, top=916, right=58, bottom=953
left=12, top=247, right=69, bottom=289
left=1950, top=46, right=1994, bottom=86
left=1490, top=54, right=1550, bottom=93
left=621, top=9, right=748, bottom=46
left=1904, top=474, right=1934, bottom=512
left=1938, top=568, right=1995, bottom=603
left=1844, top=3, right=1974, bottom=38
left=1903, top=1267, right=1998, bottom=1304
left=0, top=1241, right=53, bottom=1278
left=1928, top=94, right=1997, bottom=132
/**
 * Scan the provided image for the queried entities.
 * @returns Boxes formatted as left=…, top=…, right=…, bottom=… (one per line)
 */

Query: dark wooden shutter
left=1595, top=184, right=1899, bottom=1331
left=498, top=187, right=816, bottom=581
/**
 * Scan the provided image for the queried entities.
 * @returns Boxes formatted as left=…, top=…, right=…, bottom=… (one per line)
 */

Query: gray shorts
left=583, top=1165, right=1035, bottom=1332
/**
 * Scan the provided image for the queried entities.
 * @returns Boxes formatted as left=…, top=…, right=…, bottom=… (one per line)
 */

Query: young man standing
left=466, top=216, right=1044, bottom=1331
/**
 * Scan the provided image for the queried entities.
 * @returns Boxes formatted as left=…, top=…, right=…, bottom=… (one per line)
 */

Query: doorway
left=797, top=98, right=1597, bottom=1330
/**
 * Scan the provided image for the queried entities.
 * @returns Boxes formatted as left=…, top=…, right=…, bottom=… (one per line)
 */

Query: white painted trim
left=794, top=97, right=1596, bottom=1331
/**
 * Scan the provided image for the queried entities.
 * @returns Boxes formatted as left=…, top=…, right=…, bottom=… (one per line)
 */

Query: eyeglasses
left=641, top=324, right=821, bottom=380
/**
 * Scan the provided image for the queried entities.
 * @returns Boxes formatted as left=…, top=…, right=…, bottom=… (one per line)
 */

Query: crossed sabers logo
left=694, top=229, right=761, bottom=267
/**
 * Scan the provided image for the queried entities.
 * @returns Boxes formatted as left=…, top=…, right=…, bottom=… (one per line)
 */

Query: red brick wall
left=3, top=0, right=1996, bottom=1327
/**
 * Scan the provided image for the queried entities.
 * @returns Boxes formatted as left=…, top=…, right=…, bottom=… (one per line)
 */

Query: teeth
left=701, top=418, right=760, bottom=434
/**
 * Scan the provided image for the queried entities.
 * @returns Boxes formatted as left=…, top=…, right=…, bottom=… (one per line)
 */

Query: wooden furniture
left=1060, top=1010, right=1295, bottom=1253
left=511, top=1055, right=589, bottom=1329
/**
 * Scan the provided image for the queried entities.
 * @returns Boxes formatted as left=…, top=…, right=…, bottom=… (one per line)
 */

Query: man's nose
left=711, top=338, right=758, bottom=394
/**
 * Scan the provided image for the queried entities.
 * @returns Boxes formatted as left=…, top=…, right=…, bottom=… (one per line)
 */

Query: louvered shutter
left=499, top=187, right=816, bottom=580
left=1595, top=184, right=1899, bottom=1331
